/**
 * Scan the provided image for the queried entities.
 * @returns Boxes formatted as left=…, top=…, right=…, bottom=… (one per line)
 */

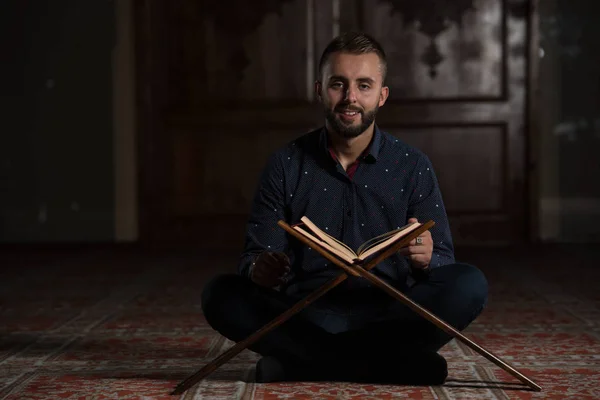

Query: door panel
left=167, top=0, right=314, bottom=106
left=386, top=125, right=506, bottom=213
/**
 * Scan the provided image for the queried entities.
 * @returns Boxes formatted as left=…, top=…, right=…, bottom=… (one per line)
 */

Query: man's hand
left=250, top=251, right=291, bottom=288
left=398, top=218, right=433, bottom=269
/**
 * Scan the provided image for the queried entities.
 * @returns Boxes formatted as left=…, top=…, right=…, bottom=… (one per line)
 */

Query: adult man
left=201, top=32, right=488, bottom=385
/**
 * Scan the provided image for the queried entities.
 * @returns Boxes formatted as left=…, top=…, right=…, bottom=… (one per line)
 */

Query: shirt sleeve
left=408, top=154, right=455, bottom=268
left=238, top=151, right=290, bottom=279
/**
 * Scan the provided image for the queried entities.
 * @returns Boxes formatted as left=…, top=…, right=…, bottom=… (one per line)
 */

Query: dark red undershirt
left=328, top=146, right=364, bottom=180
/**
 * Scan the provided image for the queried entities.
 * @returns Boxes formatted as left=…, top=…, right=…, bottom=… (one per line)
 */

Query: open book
left=292, top=216, right=422, bottom=264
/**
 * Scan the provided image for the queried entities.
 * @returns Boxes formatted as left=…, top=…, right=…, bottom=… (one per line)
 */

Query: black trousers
left=201, top=263, right=488, bottom=366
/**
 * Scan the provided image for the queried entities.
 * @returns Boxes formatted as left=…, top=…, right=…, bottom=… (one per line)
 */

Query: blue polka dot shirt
left=239, top=125, right=455, bottom=299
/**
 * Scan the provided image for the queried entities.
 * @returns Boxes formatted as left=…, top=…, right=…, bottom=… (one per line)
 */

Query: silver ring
left=416, top=237, right=423, bottom=245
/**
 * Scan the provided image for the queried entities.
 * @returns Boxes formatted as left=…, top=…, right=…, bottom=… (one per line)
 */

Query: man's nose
left=344, top=86, right=358, bottom=102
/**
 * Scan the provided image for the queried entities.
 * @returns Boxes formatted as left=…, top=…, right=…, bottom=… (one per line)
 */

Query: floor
left=0, top=244, right=599, bottom=399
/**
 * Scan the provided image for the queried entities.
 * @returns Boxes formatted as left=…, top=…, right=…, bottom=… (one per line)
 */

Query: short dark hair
left=317, top=31, right=387, bottom=84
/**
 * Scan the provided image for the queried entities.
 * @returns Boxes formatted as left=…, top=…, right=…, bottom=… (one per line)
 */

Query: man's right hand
left=250, top=251, right=291, bottom=288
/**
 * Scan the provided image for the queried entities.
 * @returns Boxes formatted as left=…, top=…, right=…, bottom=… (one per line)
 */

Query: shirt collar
left=319, top=124, right=381, bottom=163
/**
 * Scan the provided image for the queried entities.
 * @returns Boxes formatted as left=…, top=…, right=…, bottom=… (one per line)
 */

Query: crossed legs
left=201, top=263, right=488, bottom=384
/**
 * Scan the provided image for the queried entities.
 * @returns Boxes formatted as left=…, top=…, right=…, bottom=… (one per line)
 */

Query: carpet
left=0, top=246, right=598, bottom=399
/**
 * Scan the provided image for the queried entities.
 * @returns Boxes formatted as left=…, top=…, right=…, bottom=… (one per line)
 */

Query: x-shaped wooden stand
left=172, top=220, right=541, bottom=394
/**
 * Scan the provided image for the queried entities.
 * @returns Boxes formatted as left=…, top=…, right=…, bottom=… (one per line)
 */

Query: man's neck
left=326, top=123, right=375, bottom=170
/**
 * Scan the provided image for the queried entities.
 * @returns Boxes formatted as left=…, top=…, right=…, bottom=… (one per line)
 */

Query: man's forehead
left=323, top=52, right=383, bottom=80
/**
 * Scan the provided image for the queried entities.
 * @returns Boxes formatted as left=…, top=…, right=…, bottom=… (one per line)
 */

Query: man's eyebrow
left=357, top=77, right=376, bottom=84
left=328, top=75, right=347, bottom=82
left=328, top=76, right=376, bottom=84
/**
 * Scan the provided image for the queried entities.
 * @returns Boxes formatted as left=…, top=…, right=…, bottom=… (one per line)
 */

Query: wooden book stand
left=172, top=220, right=541, bottom=394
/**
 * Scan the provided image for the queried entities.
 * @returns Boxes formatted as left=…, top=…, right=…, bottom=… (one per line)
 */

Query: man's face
left=316, top=52, right=389, bottom=139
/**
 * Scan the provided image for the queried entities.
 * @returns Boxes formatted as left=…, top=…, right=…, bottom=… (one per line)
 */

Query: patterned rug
left=0, top=246, right=598, bottom=399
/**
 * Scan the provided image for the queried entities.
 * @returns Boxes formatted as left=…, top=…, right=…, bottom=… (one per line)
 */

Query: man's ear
left=314, top=81, right=322, bottom=100
left=379, top=85, right=389, bottom=107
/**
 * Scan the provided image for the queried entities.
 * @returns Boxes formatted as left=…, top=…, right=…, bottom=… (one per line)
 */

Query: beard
left=324, top=103, right=379, bottom=139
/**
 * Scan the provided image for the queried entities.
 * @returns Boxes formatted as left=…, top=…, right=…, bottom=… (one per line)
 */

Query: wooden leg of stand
left=349, top=264, right=542, bottom=392
left=170, top=273, right=347, bottom=395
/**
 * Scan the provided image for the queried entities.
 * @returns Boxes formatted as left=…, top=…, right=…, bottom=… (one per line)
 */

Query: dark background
left=1, top=0, right=599, bottom=248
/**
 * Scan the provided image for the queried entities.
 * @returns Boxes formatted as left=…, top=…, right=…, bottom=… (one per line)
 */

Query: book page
left=357, top=222, right=421, bottom=261
left=356, top=222, right=414, bottom=255
left=292, top=225, right=356, bottom=264
left=299, top=216, right=357, bottom=260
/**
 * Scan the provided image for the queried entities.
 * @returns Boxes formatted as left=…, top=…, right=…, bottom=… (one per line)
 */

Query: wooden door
left=134, top=0, right=532, bottom=248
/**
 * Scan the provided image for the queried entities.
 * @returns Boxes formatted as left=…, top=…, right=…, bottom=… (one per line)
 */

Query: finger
left=273, top=253, right=291, bottom=275
left=261, top=253, right=286, bottom=266
left=408, top=253, right=424, bottom=262
left=262, top=252, right=281, bottom=263
left=407, top=217, right=419, bottom=224
left=408, top=254, right=429, bottom=266
left=255, top=259, right=289, bottom=277
left=271, top=252, right=290, bottom=263
left=411, top=237, right=429, bottom=246
left=399, top=245, right=428, bottom=255
left=271, top=253, right=291, bottom=271
left=411, top=231, right=432, bottom=247
left=398, top=247, right=411, bottom=256
left=262, top=260, right=290, bottom=275
left=257, top=266, right=287, bottom=281
left=264, top=252, right=290, bottom=267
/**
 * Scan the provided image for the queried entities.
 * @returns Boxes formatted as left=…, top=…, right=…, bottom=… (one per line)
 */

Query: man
left=201, top=32, right=488, bottom=385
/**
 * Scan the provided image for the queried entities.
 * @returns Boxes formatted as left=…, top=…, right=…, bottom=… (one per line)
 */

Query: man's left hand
left=398, top=217, right=432, bottom=269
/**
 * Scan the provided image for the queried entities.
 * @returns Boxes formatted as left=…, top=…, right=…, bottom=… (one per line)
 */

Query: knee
left=452, top=263, right=488, bottom=310
left=201, top=273, right=248, bottom=322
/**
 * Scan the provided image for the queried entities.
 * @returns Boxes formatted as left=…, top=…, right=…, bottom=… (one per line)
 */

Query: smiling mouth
left=337, top=109, right=361, bottom=117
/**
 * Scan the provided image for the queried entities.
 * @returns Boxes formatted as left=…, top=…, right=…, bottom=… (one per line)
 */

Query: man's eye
left=360, top=84, right=370, bottom=90
left=330, top=82, right=343, bottom=88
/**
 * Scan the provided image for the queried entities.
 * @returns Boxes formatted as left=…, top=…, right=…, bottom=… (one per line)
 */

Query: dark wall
left=1, top=1, right=115, bottom=241
left=538, top=0, right=600, bottom=241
